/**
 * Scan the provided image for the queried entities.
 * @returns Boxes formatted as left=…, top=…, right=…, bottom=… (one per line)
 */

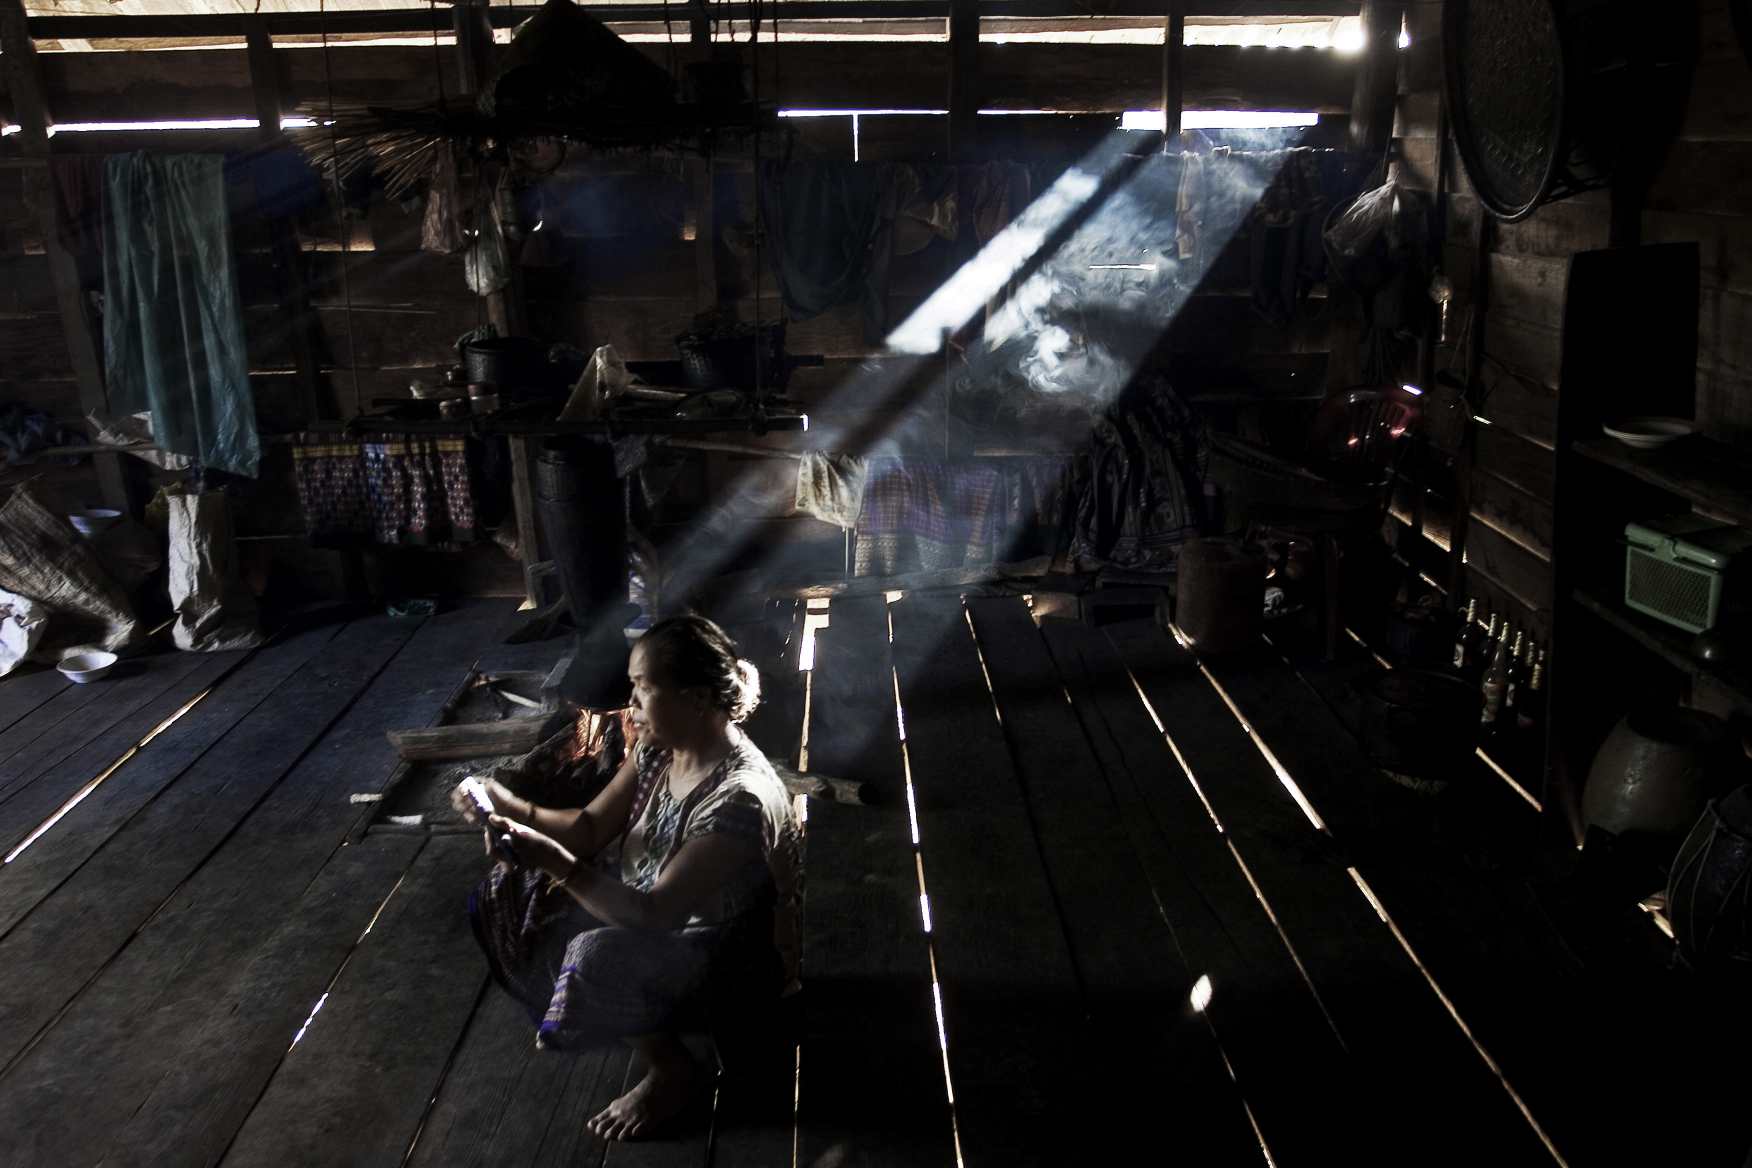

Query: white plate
left=1602, top=417, right=1696, bottom=450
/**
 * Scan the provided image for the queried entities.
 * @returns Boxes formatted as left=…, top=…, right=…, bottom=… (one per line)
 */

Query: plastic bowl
left=1602, top=417, right=1696, bottom=450
left=57, top=649, right=118, bottom=684
left=67, top=508, right=123, bottom=537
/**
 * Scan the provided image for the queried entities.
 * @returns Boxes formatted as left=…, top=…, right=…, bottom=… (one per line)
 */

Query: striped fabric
left=292, top=433, right=476, bottom=546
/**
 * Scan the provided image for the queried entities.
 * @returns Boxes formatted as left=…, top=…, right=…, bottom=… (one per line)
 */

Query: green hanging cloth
left=102, top=152, right=260, bottom=478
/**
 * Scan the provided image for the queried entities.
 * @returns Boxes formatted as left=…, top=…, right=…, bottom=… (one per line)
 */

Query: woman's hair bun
left=639, top=614, right=763, bottom=723
left=728, top=658, right=762, bottom=723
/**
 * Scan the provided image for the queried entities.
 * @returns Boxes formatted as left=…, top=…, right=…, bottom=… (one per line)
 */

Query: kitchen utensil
left=57, top=648, right=118, bottom=683
left=1602, top=417, right=1696, bottom=450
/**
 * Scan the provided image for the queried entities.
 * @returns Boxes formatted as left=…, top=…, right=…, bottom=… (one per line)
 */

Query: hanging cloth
left=757, top=160, right=897, bottom=341
left=102, top=153, right=260, bottom=477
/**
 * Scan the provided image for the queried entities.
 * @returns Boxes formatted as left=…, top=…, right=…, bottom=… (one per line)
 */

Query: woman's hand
left=450, top=777, right=528, bottom=826
left=488, top=815, right=577, bottom=884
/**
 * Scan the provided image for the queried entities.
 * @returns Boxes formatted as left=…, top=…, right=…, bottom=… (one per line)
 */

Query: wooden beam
left=1162, top=0, right=1186, bottom=144
left=0, top=0, right=128, bottom=511
left=23, top=2, right=1361, bottom=41
left=387, top=712, right=566, bottom=762
left=245, top=19, right=326, bottom=425
left=948, top=0, right=979, bottom=159
left=4, top=42, right=1358, bottom=122
left=1346, top=0, right=1403, bottom=157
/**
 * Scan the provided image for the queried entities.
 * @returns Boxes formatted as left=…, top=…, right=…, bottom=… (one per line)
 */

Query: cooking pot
left=462, top=337, right=557, bottom=396
left=1357, top=668, right=1479, bottom=783
left=1584, top=708, right=1732, bottom=838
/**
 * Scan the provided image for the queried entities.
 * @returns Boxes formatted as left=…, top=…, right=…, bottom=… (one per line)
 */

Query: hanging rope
left=317, top=0, right=363, bottom=421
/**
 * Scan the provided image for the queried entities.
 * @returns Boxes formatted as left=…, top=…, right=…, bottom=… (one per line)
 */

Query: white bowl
left=67, top=508, right=123, bottom=537
left=1602, top=417, right=1695, bottom=450
left=57, top=649, right=118, bottom=684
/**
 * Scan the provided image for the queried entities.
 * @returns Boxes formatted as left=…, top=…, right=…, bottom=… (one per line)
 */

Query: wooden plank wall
left=1388, top=1, right=1752, bottom=643
left=0, top=34, right=1358, bottom=585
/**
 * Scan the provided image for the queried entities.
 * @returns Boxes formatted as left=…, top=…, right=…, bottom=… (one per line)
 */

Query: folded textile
left=794, top=452, right=868, bottom=529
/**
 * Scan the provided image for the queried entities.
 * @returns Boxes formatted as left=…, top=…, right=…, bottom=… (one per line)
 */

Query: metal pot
left=1357, top=668, right=1480, bottom=783
left=462, top=337, right=554, bottom=396
left=1583, top=708, right=1732, bottom=838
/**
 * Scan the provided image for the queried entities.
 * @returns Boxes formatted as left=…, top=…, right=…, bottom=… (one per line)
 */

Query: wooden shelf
left=1571, top=434, right=1752, bottom=527
left=1572, top=586, right=1752, bottom=706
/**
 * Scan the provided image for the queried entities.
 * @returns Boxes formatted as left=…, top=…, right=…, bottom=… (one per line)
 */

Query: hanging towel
left=102, top=153, right=260, bottom=478
left=794, top=452, right=868, bottom=529
left=291, top=434, right=372, bottom=545
left=757, top=161, right=897, bottom=342
left=852, top=460, right=1005, bottom=576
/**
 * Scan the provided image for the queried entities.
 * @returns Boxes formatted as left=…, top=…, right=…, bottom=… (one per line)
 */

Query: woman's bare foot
left=588, top=1039, right=702, bottom=1142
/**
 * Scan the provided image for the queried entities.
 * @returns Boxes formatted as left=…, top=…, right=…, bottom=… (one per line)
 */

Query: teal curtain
left=102, top=153, right=259, bottom=478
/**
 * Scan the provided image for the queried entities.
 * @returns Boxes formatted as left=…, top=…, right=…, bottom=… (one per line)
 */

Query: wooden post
left=453, top=0, right=541, bottom=603
left=0, top=0, right=128, bottom=512
left=1347, top=0, right=1405, bottom=160
left=246, top=20, right=327, bottom=424
left=948, top=0, right=979, bottom=161
left=454, top=0, right=528, bottom=338
left=1161, top=0, right=1185, bottom=146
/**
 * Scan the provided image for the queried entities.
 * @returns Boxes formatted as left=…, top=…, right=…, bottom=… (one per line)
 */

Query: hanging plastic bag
left=165, top=489, right=265, bottom=652
left=85, top=410, right=193, bottom=472
left=421, top=143, right=467, bottom=255
left=0, top=587, right=47, bottom=677
left=1322, top=180, right=1402, bottom=295
left=559, top=344, right=636, bottom=421
left=464, top=177, right=513, bottom=296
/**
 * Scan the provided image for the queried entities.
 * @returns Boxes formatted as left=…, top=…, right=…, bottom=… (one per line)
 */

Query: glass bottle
left=1480, top=624, right=1512, bottom=733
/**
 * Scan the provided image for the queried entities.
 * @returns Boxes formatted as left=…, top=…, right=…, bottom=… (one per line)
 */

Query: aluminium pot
left=1357, top=668, right=1480, bottom=782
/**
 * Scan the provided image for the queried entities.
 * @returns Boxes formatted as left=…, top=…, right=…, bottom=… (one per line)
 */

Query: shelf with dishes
left=1572, top=433, right=1752, bottom=529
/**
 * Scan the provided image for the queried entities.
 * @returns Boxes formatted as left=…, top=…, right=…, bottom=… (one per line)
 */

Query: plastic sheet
left=102, top=153, right=260, bottom=478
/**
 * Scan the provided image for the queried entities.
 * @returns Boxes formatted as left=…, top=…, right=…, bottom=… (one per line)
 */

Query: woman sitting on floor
left=455, top=615, right=802, bottom=1141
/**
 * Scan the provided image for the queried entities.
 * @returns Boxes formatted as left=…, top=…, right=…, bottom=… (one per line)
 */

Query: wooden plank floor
left=0, top=589, right=1675, bottom=1167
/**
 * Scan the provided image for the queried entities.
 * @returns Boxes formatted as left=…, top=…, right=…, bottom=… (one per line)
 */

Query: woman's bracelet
left=550, top=854, right=586, bottom=892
